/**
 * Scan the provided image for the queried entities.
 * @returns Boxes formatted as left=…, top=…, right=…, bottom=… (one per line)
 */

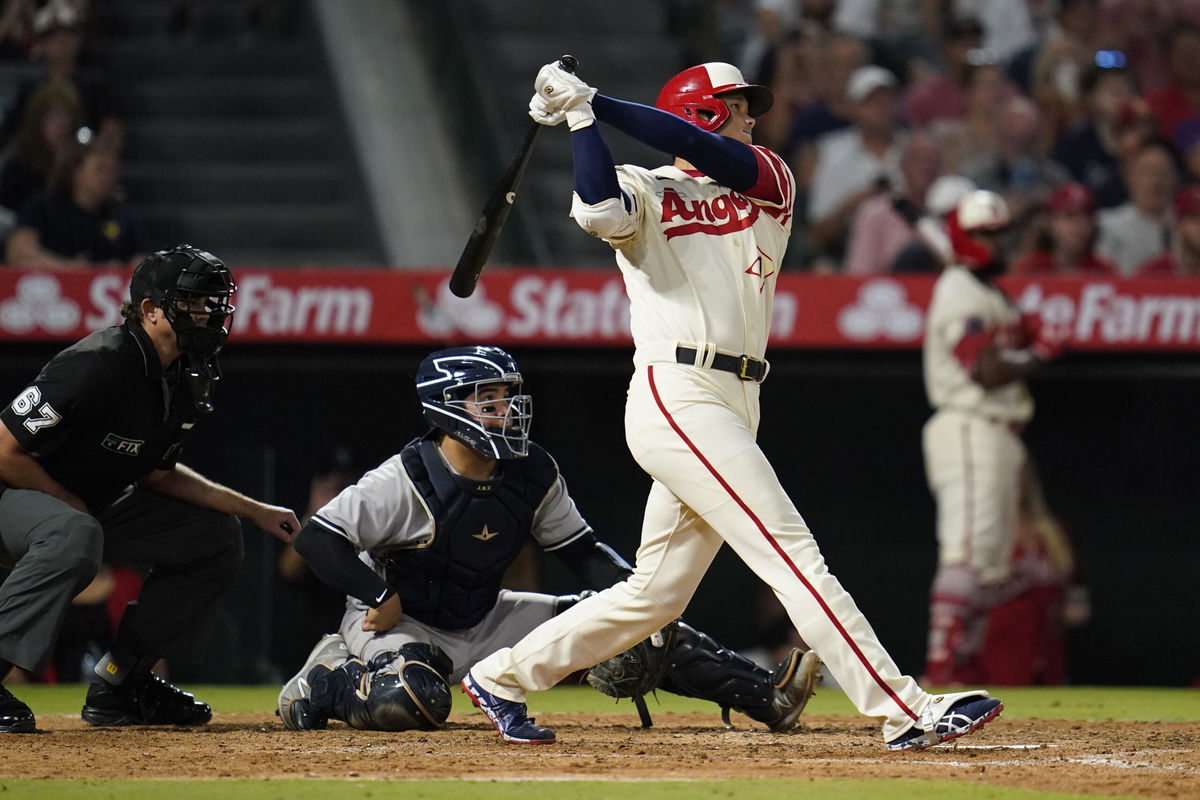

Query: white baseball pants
left=471, top=361, right=932, bottom=740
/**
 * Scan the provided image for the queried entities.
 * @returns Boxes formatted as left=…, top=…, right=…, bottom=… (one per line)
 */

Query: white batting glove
left=529, top=92, right=566, bottom=126
left=534, top=61, right=596, bottom=114
left=565, top=102, right=595, bottom=131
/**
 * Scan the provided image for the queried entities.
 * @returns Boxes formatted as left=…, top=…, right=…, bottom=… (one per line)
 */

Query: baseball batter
left=276, top=346, right=821, bottom=735
left=922, top=190, right=1064, bottom=684
left=461, top=61, right=1004, bottom=750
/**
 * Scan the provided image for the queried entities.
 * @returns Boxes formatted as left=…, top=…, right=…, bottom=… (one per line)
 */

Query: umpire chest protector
left=383, top=436, right=558, bottom=630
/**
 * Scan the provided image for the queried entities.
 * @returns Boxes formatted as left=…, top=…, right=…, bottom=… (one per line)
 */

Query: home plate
left=937, top=744, right=1043, bottom=750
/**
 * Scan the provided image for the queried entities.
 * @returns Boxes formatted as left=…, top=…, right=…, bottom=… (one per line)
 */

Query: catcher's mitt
left=585, top=621, right=680, bottom=727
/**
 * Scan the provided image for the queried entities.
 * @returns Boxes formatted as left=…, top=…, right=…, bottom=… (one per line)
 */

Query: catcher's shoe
left=461, top=671, right=555, bottom=744
left=277, top=633, right=350, bottom=731
left=886, top=690, right=1003, bottom=751
left=765, top=647, right=823, bottom=733
left=81, top=674, right=212, bottom=726
left=1, top=684, right=36, bottom=733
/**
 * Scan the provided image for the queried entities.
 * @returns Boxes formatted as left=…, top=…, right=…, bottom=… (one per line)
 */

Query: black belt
left=675, top=347, right=768, bottom=382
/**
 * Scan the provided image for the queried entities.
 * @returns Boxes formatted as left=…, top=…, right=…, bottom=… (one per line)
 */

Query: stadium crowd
left=681, top=0, right=1200, bottom=277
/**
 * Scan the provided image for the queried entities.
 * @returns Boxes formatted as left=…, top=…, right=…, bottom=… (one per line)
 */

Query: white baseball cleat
left=277, top=633, right=350, bottom=731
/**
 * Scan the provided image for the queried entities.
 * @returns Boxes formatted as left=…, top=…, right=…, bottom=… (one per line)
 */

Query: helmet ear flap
left=656, top=62, right=772, bottom=132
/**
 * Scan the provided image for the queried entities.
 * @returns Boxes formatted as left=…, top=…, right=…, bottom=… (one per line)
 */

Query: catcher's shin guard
left=310, top=643, right=454, bottom=731
left=657, top=621, right=820, bottom=732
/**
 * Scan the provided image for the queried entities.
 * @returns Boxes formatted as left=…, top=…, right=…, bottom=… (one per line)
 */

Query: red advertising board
left=1, top=267, right=1198, bottom=351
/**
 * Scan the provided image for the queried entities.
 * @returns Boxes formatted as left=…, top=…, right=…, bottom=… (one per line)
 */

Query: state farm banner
left=1, top=267, right=1198, bottom=351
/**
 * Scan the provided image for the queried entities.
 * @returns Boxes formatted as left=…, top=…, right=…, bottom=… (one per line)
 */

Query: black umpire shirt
left=0, top=321, right=197, bottom=513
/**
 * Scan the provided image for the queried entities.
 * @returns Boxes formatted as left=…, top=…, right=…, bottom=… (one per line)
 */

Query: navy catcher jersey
left=310, top=435, right=593, bottom=629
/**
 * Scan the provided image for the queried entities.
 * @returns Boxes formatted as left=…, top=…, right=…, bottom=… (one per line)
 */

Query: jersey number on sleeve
left=11, top=387, right=62, bottom=434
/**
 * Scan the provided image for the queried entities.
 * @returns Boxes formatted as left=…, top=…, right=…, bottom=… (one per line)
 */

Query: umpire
left=0, top=244, right=299, bottom=733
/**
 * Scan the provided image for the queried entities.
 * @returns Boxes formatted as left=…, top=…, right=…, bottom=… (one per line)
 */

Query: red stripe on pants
left=647, top=366, right=918, bottom=721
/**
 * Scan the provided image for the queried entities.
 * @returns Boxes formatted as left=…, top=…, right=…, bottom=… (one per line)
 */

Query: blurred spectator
left=806, top=63, right=904, bottom=269
left=830, top=0, right=940, bottom=80
left=1011, top=182, right=1116, bottom=277
left=961, top=95, right=1071, bottom=236
left=5, top=140, right=141, bottom=268
left=0, top=0, right=36, bottom=61
left=783, top=32, right=867, bottom=164
left=1177, top=117, right=1200, bottom=183
left=977, top=461, right=1089, bottom=686
left=1143, top=24, right=1200, bottom=146
left=1096, top=139, right=1178, bottom=275
left=948, top=0, right=1036, bottom=64
left=1008, top=0, right=1101, bottom=94
left=1098, top=0, right=1200, bottom=95
left=950, top=60, right=1017, bottom=166
left=843, top=133, right=940, bottom=275
left=739, top=0, right=805, bottom=85
left=0, top=75, right=82, bottom=231
left=1052, top=61, right=1139, bottom=208
left=1027, top=35, right=1091, bottom=146
left=902, top=15, right=985, bottom=130
left=891, top=173, right=977, bottom=272
left=0, top=0, right=121, bottom=152
left=276, top=445, right=362, bottom=669
left=756, top=20, right=822, bottom=153
left=1137, top=184, right=1200, bottom=276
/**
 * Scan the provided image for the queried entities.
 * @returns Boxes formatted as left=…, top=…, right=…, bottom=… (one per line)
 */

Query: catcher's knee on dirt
left=310, top=643, right=453, bottom=731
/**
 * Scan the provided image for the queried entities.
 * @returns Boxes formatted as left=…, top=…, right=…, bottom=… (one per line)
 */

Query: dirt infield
left=3, top=712, right=1198, bottom=798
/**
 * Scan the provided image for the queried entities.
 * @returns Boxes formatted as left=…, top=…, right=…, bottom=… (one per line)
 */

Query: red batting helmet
left=655, top=63, right=773, bottom=133
left=947, top=190, right=1012, bottom=269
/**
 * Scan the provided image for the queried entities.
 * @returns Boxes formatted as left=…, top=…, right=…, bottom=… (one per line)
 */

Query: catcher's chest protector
left=384, top=438, right=556, bottom=629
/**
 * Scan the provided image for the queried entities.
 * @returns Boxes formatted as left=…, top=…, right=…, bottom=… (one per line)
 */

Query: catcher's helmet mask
left=130, top=244, right=236, bottom=412
left=656, top=62, right=773, bottom=134
left=416, top=346, right=532, bottom=460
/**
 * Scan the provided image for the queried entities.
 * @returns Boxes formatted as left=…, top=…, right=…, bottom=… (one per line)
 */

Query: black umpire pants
left=0, top=486, right=243, bottom=675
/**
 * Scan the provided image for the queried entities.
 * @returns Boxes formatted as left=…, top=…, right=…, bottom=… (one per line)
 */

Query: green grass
left=0, top=780, right=1145, bottom=800
left=5, top=684, right=1193, bottom=800
left=13, top=683, right=1200, bottom=721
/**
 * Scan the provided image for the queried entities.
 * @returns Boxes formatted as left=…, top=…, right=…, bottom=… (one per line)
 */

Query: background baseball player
left=460, top=60, right=1003, bottom=751
left=0, top=245, right=299, bottom=733
left=276, top=345, right=820, bottom=735
left=921, top=190, right=1067, bottom=685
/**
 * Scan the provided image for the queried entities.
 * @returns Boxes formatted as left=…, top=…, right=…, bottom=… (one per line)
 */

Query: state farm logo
left=235, top=275, right=372, bottom=335
left=1017, top=282, right=1200, bottom=344
left=415, top=281, right=505, bottom=338
left=416, top=276, right=632, bottom=340
left=836, top=278, right=924, bottom=341
left=0, top=274, right=81, bottom=334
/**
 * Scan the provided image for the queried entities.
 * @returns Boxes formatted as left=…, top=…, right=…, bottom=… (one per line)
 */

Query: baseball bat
left=449, top=54, right=578, bottom=298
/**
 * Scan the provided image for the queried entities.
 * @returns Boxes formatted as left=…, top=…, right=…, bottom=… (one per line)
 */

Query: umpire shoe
left=766, top=647, right=823, bottom=733
left=886, top=691, right=1004, bottom=751
left=82, top=674, right=212, bottom=726
left=277, top=633, right=350, bottom=731
left=1, top=684, right=36, bottom=733
left=461, top=671, right=555, bottom=744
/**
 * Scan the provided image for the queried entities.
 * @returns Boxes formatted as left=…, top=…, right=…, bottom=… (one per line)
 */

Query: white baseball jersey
left=311, top=448, right=591, bottom=561
left=923, top=265, right=1033, bottom=424
left=474, top=146, right=944, bottom=743
left=596, top=146, right=794, bottom=360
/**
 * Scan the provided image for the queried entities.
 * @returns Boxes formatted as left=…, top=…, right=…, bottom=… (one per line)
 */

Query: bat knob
left=558, top=54, right=578, bottom=74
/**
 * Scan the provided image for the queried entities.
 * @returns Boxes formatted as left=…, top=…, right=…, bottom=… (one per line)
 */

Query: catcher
left=277, top=345, right=821, bottom=735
